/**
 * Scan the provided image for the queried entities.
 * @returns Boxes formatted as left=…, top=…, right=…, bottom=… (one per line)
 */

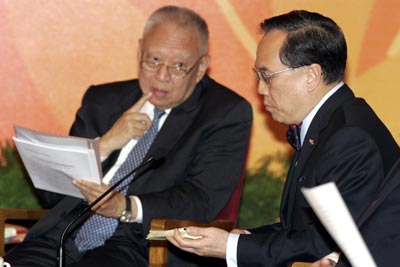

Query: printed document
left=301, top=182, right=377, bottom=267
left=12, top=125, right=102, bottom=199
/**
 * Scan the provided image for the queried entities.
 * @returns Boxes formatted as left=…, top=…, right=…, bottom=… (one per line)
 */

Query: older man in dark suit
left=5, top=5, right=252, bottom=267
left=166, top=10, right=400, bottom=267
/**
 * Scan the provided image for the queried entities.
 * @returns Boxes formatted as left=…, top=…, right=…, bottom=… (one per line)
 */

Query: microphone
left=56, top=156, right=161, bottom=267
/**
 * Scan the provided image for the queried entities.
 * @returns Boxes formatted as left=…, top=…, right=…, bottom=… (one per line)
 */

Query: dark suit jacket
left=236, top=84, right=400, bottom=267
left=336, top=158, right=400, bottom=267
left=25, top=75, right=252, bottom=256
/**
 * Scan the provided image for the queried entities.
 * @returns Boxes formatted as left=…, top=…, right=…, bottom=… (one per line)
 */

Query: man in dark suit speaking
left=5, top=5, right=252, bottom=267
left=166, top=10, right=400, bottom=267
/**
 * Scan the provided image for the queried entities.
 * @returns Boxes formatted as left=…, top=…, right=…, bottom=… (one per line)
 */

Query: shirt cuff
left=324, top=252, right=340, bottom=263
left=131, top=195, right=143, bottom=223
left=226, top=233, right=240, bottom=267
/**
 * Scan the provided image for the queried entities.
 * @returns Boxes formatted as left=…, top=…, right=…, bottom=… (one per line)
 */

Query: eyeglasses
left=140, top=56, right=204, bottom=79
left=252, top=66, right=302, bottom=85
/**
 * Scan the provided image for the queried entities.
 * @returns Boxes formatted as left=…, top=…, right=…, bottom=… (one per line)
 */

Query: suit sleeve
left=69, top=85, right=99, bottom=138
left=236, top=127, right=385, bottom=267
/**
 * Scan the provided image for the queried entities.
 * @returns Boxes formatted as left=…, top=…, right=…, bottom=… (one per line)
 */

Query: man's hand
left=100, top=92, right=153, bottom=157
left=310, top=258, right=336, bottom=267
left=166, top=226, right=229, bottom=259
left=72, top=180, right=135, bottom=218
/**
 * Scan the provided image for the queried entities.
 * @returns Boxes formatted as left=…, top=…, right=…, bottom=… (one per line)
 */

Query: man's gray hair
left=143, top=5, right=209, bottom=54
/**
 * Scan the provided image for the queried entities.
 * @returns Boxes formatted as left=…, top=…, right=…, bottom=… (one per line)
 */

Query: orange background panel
left=0, top=0, right=399, bottom=169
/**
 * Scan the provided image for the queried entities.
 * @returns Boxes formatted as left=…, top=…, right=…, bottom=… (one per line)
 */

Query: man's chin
left=149, top=98, right=169, bottom=110
left=270, top=114, right=282, bottom=123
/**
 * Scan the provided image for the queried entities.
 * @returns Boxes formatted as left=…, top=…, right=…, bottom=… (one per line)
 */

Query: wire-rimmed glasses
left=253, top=66, right=302, bottom=85
left=140, top=56, right=204, bottom=79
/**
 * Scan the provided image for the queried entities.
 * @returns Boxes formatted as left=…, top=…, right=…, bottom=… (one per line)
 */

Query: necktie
left=74, top=107, right=165, bottom=252
left=286, top=124, right=301, bottom=151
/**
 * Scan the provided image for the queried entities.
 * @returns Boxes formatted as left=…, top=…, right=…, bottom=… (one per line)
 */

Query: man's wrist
left=119, top=196, right=135, bottom=222
left=99, top=136, right=113, bottom=158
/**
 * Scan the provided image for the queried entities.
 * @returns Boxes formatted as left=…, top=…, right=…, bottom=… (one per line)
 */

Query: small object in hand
left=146, top=227, right=202, bottom=240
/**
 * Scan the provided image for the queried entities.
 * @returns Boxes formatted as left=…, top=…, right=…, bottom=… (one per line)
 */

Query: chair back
left=215, top=172, right=245, bottom=228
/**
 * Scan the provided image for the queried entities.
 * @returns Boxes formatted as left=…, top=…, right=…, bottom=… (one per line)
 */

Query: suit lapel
left=280, top=151, right=300, bottom=224
left=295, top=84, right=355, bottom=175
left=147, top=106, right=199, bottom=162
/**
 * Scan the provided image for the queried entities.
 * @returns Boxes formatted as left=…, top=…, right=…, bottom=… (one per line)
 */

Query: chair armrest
left=149, top=219, right=233, bottom=267
left=0, top=208, right=48, bottom=256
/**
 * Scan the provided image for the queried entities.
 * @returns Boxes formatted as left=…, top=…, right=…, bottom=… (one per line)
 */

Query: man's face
left=255, top=30, right=308, bottom=125
left=138, top=22, right=209, bottom=110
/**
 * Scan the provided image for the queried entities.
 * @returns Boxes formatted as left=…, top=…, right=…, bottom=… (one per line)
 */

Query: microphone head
left=143, top=155, right=165, bottom=169
left=151, top=156, right=166, bottom=169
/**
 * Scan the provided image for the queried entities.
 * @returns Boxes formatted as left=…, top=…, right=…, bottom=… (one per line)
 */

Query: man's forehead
left=142, top=24, right=202, bottom=57
left=255, top=31, right=286, bottom=70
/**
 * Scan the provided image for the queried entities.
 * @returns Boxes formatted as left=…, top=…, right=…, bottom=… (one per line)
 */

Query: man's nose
left=155, top=64, right=172, bottom=81
left=257, top=81, right=269, bottom=96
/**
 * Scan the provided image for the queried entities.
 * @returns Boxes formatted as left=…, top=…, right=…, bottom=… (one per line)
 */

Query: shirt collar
left=300, top=81, right=344, bottom=145
left=140, top=101, right=171, bottom=119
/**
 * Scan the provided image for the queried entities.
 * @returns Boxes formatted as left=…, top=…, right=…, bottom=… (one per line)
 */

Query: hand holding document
left=146, top=228, right=202, bottom=240
left=301, top=182, right=377, bottom=267
left=12, top=125, right=102, bottom=199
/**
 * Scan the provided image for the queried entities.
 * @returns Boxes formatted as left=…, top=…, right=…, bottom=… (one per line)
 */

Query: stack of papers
left=146, top=228, right=202, bottom=240
left=12, top=125, right=102, bottom=199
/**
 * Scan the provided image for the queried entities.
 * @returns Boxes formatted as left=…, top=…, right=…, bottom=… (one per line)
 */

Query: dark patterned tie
left=286, top=124, right=301, bottom=151
left=74, top=107, right=165, bottom=252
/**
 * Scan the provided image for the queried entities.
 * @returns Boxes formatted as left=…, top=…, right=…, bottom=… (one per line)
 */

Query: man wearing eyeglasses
left=166, top=10, right=400, bottom=267
left=4, top=5, right=252, bottom=267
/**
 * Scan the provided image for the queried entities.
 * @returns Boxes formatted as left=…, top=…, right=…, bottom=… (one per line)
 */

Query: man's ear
left=195, top=55, right=211, bottom=83
left=306, top=63, right=323, bottom=91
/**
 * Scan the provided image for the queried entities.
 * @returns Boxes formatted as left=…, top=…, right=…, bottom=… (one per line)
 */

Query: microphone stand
left=56, top=156, right=157, bottom=267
